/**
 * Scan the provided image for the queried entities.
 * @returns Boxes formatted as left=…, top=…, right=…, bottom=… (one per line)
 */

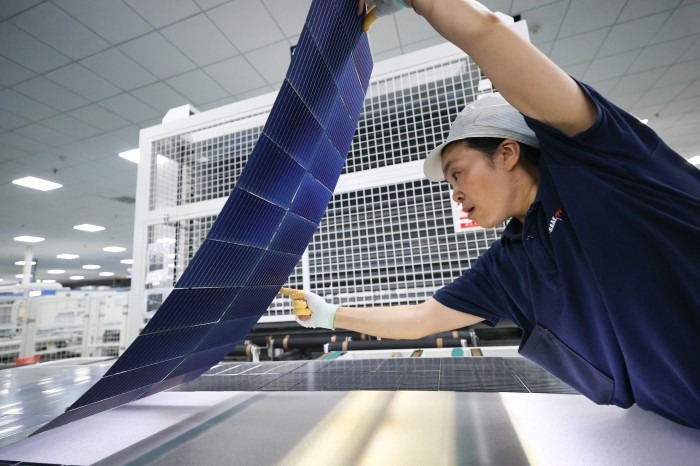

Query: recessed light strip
left=12, top=176, right=62, bottom=191
left=74, top=224, right=105, bottom=232
left=118, top=148, right=140, bottom=164
left=103, top=246, right=126, bottom=252
left=14, top=236, right=45, bottom=243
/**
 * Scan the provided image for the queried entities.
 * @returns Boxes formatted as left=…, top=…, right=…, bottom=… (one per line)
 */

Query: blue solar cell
left=288, top=30, right=337, bottom=126
left=270, top=211, right=318, bottom=255
left=141, top=287, right=242, bottom=334
left=336, top=58, right=365, bottom=121
left=105, top=324, right=215, bottom=376
left=193, top=316, right=260, bottom=350
left=352, top=35, right=373, bottom=91
left=34, top=386, right=151, bottom=435
left=305, top=1, right=338, bottom=54
left=308, top=8, right=358, bottom=82
left=170, top=344, right=237, bottom=380
left=326, top=102, right=356, bottom=156
left=218, top=286, right=280, bottom=321
left=176, top=240, right=263, bottom=288
left=207, top=188, right=286, bottom=247
left=137, top=375, right=188, bottom=400
left=236, top=135, right=305, bottom=208
left=34, top=0, right=373, bottom=435
left=74, top=358, right=183, bottom=408
left=248, top=250, right=303, bottom=286
left=308, top=132, right=345, bottom=190
left=264, top=84, right=325, bottom=170
left=290, top=172, right=333, bottom=223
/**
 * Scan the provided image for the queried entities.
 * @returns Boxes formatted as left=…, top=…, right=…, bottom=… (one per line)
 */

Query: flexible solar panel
left=34, top=0, right=372, bottom=436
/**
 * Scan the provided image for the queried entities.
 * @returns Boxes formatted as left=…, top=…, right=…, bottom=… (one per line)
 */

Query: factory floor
left=0, top=354, right=699, bottom=465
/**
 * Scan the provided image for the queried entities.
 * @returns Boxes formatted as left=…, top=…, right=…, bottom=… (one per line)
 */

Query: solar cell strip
left=32, top=0, right=373, bottom=436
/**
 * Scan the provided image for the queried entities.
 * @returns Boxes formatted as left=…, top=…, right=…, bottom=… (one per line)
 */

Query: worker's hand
left=358, top=0, right=413, bottom=32
left=280, top=288, right=339, bottom=330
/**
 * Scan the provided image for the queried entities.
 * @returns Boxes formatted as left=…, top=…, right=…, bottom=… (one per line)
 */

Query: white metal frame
left=127, top=29, right=528, bottom=348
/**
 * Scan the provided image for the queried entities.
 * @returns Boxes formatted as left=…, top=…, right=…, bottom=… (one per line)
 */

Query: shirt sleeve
left=523, top=80, right=663, bottom=168
left=432, top=245, right=511, bottom=327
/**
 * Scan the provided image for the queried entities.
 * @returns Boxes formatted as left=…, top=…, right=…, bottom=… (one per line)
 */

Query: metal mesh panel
left=149, top=119, right=265, bottom=211
left=139, top=48, right=497, bottom=323
left=146, top=216, right=218, bottom=289
left=347, top=58, right=480, bottom=173
left=309, top=179, right=505, bottom=307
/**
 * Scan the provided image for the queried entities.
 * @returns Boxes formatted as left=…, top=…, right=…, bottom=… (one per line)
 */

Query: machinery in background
left=0, top=289, right=128, bottom=367
left=225, top=320, right=522, bottom=363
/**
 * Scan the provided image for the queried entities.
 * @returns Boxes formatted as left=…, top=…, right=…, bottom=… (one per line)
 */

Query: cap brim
left=423, top=141, right=448, bottom=182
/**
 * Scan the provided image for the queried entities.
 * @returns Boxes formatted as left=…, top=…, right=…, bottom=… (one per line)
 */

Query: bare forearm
left=412, top=0, right=595, bottom=134
left=334, top=304, right=429, bottom=339
left=333, top=299, right=484, bottom=340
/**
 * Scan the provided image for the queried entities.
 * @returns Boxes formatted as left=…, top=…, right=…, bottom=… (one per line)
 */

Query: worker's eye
left=450, top=171, right=460, bottom=182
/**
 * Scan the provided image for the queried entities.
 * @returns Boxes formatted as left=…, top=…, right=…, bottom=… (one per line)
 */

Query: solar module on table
left=33, top=0, right=373, bottom=436
left=173, top=359, right=579, bottom=394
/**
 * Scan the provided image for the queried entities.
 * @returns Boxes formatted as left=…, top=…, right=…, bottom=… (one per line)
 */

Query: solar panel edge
left=32, top=0, right=373, bottom=436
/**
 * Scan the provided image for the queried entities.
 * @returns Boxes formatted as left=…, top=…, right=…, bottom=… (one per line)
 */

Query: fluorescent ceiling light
left=47, top=270, right=65, bottom=274
left=99, top=272, right=115, bottom=277
left=42, top=279, right=56, bottom=284
left=15, top=274, right=23, bottom=279
left=103, top=246, right=126, bottom=252
left=74, top=224, right=105, bottom=232
left=28, top=290, right=42, bottom=297
left=120, top=259, right=134, bottom=265
left=688, top=155, right=700, bottom=165
left=70, top=276, right=84, bottom=280
left=118, top=148, right=140, bottom=164
left=57, top=254, right=79, bottom=260
left=14, top=236, right=45, bottom=243
left=14, top=261, right=37, bottom=266
left=12, top=176, right=62, bottom=191
left=82, top=265, right=101, bottom=270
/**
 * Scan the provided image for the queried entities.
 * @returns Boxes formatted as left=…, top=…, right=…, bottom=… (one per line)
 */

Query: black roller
left=326, top=337, right=464, bottom=352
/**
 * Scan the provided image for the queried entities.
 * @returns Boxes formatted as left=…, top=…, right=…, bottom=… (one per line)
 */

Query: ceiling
left=0, top=0, right=699, bottom=287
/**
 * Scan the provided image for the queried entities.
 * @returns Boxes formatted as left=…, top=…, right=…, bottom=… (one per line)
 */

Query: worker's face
left=441, top=140, right=521, bottom=228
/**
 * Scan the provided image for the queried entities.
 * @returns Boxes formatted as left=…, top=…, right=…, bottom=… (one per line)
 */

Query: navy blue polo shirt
left=433, top=82, right=700, bottom=428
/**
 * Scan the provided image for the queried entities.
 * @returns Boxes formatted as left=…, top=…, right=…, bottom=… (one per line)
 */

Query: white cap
left=423, top=93, right=540, bottom=181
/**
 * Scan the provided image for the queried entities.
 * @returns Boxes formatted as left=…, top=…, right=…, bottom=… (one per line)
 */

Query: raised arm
left=361, top=0, right=597, bottom=136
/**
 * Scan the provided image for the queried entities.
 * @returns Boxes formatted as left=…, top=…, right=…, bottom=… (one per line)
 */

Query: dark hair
left=444, top=137, right=540, bottom=168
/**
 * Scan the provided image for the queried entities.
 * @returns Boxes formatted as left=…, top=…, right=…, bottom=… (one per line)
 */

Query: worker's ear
left=497, top=139, right=521, bottom=171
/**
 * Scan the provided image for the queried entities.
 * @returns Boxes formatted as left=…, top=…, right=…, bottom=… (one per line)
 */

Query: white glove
left=280, top=288, right=339, bottom=330
left=296, top=291, right=339, bottom=330
left=362, top=0, right=411, bottom=31
left=366, top=0, right=410, bottom=18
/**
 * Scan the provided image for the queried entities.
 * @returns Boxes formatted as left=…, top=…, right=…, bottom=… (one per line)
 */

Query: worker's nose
left=452, top=191, right=463, bottom=203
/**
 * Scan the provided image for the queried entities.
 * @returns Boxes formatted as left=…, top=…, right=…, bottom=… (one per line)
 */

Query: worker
left=284, top=0, right=700, bottom=428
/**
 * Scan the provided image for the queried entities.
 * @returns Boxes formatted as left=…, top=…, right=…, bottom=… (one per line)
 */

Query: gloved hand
left=360, top=0, right=411, bottom=31
left=280, top=288, right=339, bottom=330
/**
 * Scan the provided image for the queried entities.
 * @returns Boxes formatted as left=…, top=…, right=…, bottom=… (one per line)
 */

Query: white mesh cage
left=129, top=42, right=505, bottom=343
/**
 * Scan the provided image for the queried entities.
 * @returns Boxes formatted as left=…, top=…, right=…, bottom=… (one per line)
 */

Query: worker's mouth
left=464, top=206, right=475, bottom=219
